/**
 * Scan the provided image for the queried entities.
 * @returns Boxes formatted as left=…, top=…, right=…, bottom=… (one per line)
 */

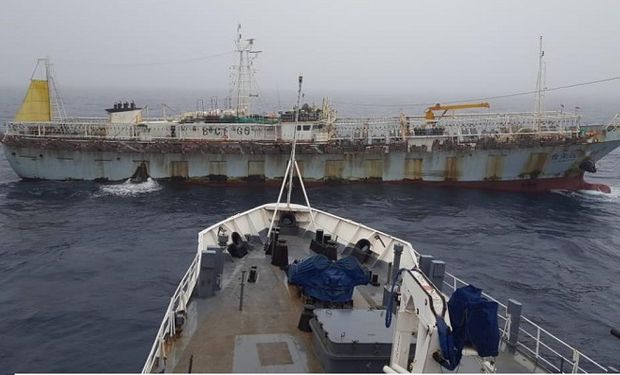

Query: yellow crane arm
left=425, top=102, right=490, bottom=120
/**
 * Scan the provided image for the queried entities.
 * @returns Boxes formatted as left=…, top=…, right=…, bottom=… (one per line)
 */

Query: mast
left=267, top=75, right=316, bottom=238
left=535, top=36, right=545, bottom=117
left=231, top=24, right=260, bottom=116
left=43, top=58, right=67, bottom=121
left=286, top=75, right=303, bottom=207
left=16, top=58, right=66, bottom=122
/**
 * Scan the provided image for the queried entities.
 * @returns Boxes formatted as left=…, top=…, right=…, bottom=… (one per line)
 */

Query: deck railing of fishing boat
left=443, top=272, right=608, bottom=373
left=4, top=110, right=605, bottom=146
left=4, top=121, right=586, bottom=146
left=4, top=120, right=280, bottom=142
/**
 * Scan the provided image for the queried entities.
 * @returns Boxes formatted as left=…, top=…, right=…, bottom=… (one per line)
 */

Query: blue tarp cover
left=287, top=255, right=369, bottom=302
left=436, top=284, right=500, bottom=370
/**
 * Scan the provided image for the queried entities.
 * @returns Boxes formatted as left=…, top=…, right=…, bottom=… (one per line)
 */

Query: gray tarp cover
left=287, top=255, right=370, bottom=302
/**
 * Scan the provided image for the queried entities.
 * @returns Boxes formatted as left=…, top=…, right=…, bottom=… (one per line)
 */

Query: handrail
left=141, top=252, right=201, bottom=373
left=4, top=111, right=592, bottom=145
left=442, top=272, right=607, bottom=373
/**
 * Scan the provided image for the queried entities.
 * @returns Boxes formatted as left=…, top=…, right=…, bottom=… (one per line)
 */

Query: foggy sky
left=1, top=0, right=619, bottom=102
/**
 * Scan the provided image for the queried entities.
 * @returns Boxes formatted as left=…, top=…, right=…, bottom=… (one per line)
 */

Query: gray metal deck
left=170, top=234, right=328, bottom=372
left=165, top=231, right=544, bottom=373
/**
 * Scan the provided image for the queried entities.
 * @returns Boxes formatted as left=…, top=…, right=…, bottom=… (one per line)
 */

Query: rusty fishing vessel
left=3, top=31, right=620, bottom=192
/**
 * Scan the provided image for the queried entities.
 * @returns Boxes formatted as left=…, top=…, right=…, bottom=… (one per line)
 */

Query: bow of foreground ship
left=142, top=204, right=613, bottom=373
left=3, top=33, right=620, bottom=193
left=140, top=79, right=612, bottom=373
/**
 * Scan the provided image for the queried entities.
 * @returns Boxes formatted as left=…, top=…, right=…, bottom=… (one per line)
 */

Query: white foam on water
left=551, top=186, right=620, bottom=202
left=97, top=178, right=162, bottom=197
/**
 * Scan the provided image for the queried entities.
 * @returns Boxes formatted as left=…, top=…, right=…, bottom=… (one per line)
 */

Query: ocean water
left=1, top=89, right=620, bottom=373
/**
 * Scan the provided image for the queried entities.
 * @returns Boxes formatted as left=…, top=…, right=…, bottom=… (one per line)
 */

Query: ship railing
left=4, top=121, right=280, bottom=142
left=6, top=114, right=582, bottom=143
left=442, top=272, right=608, bottom=373
left=337, top=111, right=580, bottom=123
left=606, top=113, right=620, bottom=130
left=424, top=114, right=580, bottom=133
left=62, top=116, right=109, bottom=121
left=142, top=251, right=201, bottom=374
left=331, top=117, right=404, bottom=144
left=5, top=121, right=133, bottom=139
left=406, top=111, right=580, bottom=122
left=406, top=129, right=580, bottom=143
left=329, top=114, right=580, bottom=142
left=404, top=112, right=580, bottom=132
left=401, top=111, right=579, bottom=124
left=327, top=128, right=580, bottom=145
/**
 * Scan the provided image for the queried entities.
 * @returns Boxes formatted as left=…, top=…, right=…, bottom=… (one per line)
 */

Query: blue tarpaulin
left=436, top=284, right=500, bottom=370
left=287, top=255, right=370, bottom=302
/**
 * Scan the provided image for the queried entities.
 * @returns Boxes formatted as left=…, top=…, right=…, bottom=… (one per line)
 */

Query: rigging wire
left=331, top=76, right=620, bottom=108
left=55, top=51, right=235, bottom=67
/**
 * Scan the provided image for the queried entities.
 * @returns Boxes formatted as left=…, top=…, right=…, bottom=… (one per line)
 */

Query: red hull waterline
left=397, top=176, right=611, bottom=193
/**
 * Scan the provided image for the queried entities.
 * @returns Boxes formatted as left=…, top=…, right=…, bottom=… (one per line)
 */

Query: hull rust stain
left=4, top=140, right=620, bottom=192
left=485, top=155, right=505, bottom=181
left=521, top=152, right=548, bottom=179
left=404, top=158, right=423, bottom=180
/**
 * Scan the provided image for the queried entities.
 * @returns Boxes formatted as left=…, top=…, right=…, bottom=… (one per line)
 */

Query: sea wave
left=96, top=178, right=162, bottom=197
left=550, top=186, right=620, bottom=202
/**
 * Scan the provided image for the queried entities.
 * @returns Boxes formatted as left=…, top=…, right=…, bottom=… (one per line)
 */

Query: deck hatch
left=256, top=342, right=294, bottom=366
left=232, top=334, right=309, bottom=372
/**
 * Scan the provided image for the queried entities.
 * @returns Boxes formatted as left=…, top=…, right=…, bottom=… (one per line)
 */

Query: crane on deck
left=425, top=102, right=490, bottom=121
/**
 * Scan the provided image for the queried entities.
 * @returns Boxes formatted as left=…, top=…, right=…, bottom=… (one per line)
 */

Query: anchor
left=130, top=161, right=149, bottom=183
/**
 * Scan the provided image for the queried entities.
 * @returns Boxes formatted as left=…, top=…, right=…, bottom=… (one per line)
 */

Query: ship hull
left=4, top=138, right=619, bottom=192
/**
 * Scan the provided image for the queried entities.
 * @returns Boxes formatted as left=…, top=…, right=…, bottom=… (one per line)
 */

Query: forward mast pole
left=235, top=26, right=244, bottom=116
left=535, top=36, right=545, bottom=118
left=286, top=75, right=303, bottom=207
left=267, top=74, right=316, bottom=238
left=37, top=57, right=66, bottom=122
